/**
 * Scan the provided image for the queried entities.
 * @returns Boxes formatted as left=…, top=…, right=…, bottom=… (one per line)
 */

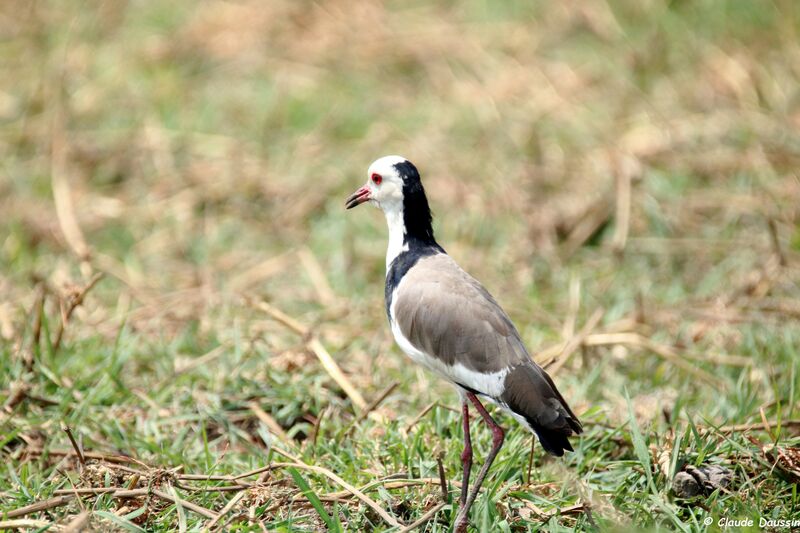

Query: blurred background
left=2, top=0, right=800, bottom=530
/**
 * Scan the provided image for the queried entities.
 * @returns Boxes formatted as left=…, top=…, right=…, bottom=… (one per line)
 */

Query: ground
left=1, top=1, right=800, bottom=531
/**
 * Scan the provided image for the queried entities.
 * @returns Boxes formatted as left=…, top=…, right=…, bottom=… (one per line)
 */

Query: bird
left=345, top=155, right=582, bottom=532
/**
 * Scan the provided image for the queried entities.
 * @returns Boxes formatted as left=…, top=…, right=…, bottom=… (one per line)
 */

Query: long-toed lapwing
left=346, top=155, right=582, bottom=532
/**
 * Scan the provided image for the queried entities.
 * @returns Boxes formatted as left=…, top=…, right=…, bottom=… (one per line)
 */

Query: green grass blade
left=624, top=389, right=655, bottom=495
left=287, top=467, right=338, bottom=532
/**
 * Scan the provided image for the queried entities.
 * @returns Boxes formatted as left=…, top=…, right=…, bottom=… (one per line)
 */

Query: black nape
left=383, top=161, right=445, bottom=318
left=394, top=161, right=440, bottom=249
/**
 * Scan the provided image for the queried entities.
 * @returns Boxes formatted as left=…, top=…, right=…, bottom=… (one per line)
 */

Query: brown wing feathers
left=501, top=363, right=583, bottom=456
left=394, top=255, right=527, bottom=372
left=393, top=253, right=582, bottom=456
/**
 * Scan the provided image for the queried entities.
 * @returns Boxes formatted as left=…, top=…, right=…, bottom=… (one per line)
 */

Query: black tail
left=500, top=363, right=582, bottom=457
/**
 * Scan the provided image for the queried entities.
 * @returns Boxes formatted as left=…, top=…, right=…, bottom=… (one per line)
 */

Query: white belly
left=390, top=317, right=446, bottom=374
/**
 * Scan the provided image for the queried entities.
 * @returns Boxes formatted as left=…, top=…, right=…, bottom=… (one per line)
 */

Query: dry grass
left=2, top=0, right=800, bottom=531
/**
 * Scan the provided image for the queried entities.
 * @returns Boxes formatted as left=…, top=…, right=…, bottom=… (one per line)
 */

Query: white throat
left=384, top=205, right=408, bottom=271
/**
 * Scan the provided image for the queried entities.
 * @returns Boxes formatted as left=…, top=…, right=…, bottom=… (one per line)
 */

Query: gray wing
left=393, top=254, right=530, bottom=373
left=393, top=253, right=583, bottom=455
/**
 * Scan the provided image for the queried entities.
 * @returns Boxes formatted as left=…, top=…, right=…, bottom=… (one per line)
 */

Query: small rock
left=701, top=464, right=733, bottom=489
left=673, top=464, right=733, bottom=498
left=673, top=471, right=702, bottom=498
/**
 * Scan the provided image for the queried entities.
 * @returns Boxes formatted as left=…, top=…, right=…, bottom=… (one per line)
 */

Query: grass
left=2, top=0, right=800, bottom=531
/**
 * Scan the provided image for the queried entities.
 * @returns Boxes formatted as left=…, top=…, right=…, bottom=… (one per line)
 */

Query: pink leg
left=460, top=401, right=472, bottom=508
left=454, top=392, right=505, bottom=533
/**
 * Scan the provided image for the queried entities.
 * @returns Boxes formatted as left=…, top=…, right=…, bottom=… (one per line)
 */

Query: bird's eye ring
left=371, top=173, right=382, bottom=185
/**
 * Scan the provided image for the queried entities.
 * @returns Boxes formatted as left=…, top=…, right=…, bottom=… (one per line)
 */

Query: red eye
left=371, top=173, right=382, bottom=185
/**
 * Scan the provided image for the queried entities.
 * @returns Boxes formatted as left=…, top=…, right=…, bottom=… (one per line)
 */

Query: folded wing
left=392, top=253, right=582, bottom=455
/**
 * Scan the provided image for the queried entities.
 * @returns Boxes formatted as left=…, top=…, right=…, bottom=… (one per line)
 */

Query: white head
left=344, top=155, right=409, bottom=216
left=346, top=155, right=437, bottom=268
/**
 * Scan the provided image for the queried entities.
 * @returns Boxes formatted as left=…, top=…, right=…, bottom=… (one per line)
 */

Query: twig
left=583, top=501, right=598, bottom=529
left=362, top=382, right=399, bottom=419
left=4, top=495, right=75, bottom=519
left=25, top=394, right=60, bottom=407
left=213, top=493, right=248, bottom=525
left=634, top=336, right=719, bottom=386
left=253, top=300, right=307, bottom=336
left=23, top=282, right=46, bottom=372
left=546, top=308, right=604, bottom=375
left=715, top=420, right=800, bottom=434
left=52, top=272, right=104, bottom=354
left=178, top=474, right=241, bottom=482
left=524, top=501, right=585, bottom=522
left=87, top=488, right=148, bottom=497
left=298, top=247, right=337, bottom=306
left=741, top=298, right=800, bottom=320
left=581, top=332, right=752, bottom=367
left=404, top=402, right=458, bottom=433
left=51, top=103, right=91, bottom=265
left=343, top=381, right=399, bottom=435
left=54, top=488, right=132, bottom=495
left=405, top=402, right=438, bottom=433
left=174, top=344, right=230, bottom=375
left=759, top=407, right=775, bottom=443
left=231, top=465, right=276, bottom=481
left=397, top=502, right=446, bottom=532
left=58, top=469, right=88, bottom=513
left=526, top=438, right=535, bottom=486
left=321, top=477, right=463, bottom=501
left=44, top=477, right=459, bottom=524
left=129, top=472, right=147, bottom=492
left=309, top=405, right=329, bottom=451
left=227, top=252, right=293, bottom=292
left=436, top=452, right=448, bottom=501
left=0, top=519, right=52, bottom=530
left=254, top=300, right=367, bottom=412
left=25, top=448, right=146, bottom=466
left=62, top=425, right=86, bottom=466
left=248, top=401, right=291, bottom=444
left=561, top=194, right=615, bottom=258
left=205, top=491, right=246, bottom=531
left=767, top=218, right=786, bottom=266
left=132, top=389, right=163, bottom=412
left=174, top=483, right=250, bottom=493
left=561, top=275, right=580, bottom=340
left=152, top=489, right=219, bottom=520
left=62, top=511, right=91, bottom=533
left=3, top=381, right=30, bottom=413
left=46, top=487, right=218, bottom=520
left=308, top=337, right=367, bottom=412
left=611, top=152, right=635, bottom=254
left=270, top=447, right=402, bottom=528
left=539, top=331, right=728, bottom=384
left=208, top=513, right=241, bottom=533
